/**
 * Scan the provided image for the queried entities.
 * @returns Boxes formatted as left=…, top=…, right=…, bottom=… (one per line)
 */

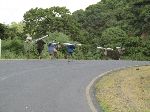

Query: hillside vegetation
left=0, top=0, right=150, bottom=60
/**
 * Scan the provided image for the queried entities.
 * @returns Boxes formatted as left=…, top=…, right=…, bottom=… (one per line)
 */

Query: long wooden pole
left=35, top=35, right=48, bottom=42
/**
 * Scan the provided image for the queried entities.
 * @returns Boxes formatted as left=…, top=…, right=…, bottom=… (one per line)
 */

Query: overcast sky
left=0, top=0, right=100, bottom=24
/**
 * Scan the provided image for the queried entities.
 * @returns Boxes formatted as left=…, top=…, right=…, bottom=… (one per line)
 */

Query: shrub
left=1, top=38, right=25, bottom=59
left=100, top=27, right=127, bottom=47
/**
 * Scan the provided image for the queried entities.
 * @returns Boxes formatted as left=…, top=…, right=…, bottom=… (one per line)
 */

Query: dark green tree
left=23, top=7, right=80, bottom=40
left=100, top=27, right=128, bottom=47
left=0, top=23, right=8, bottom=39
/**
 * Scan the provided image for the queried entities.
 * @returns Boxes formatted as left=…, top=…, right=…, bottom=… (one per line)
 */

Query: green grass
left=95, top=66, right=150, bottom=112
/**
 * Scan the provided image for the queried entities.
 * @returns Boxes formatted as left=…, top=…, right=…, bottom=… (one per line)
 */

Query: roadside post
left=0, top=39, right=1, bottom=59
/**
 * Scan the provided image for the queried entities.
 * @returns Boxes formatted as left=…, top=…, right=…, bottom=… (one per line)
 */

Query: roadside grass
left=95, top=66, right=150, bottom=112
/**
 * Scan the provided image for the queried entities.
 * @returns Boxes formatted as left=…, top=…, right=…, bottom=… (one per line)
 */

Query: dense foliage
left=1, top=0, right=150, bottom=60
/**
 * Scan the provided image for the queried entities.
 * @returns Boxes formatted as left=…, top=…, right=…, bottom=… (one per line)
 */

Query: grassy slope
left=95, top=66, right=150, bottom=112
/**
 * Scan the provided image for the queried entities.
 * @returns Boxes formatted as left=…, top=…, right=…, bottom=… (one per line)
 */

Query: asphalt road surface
left=0, top=60, right=149, bottom=112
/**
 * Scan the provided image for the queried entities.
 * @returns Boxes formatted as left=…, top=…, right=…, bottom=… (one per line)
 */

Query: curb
left=86, top=70, right=114, bottom=112
left=86, top=64, right=150, bottom=112
left=0, top=59, right=50, bottom=61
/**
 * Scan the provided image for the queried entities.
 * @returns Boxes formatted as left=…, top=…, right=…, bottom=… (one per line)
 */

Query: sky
left=0, top=0, right=100, bottom=24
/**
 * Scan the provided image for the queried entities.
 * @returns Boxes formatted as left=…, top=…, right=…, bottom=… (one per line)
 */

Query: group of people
left=25, top=35, right=76, bottom=61
left=97, top=46, right=125, bottom=60
left=47, top=41, right=76, bottom=61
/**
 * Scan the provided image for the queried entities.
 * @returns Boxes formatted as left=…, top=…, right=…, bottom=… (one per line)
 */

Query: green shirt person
left=24, top=35, right=34, bottom=59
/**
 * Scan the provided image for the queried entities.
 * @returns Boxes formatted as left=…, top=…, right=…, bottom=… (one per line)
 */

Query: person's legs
left=67, top=52, right=73, bottom=62
left=53, top=51, right=58, bottom=59
left=49, top=53, right=52, bottom=59
left=48, top=49, right=53, bottom=59
left=26, top=50, right=30, bottom=59
left=37, top=49, right=42, bottom=59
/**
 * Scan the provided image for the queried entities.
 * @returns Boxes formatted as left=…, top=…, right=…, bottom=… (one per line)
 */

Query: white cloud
left=0, top=0, right=100, bottom=24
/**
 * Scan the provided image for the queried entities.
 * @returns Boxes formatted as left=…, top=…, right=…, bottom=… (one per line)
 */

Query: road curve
left=0, top=60, right=149, bottom=112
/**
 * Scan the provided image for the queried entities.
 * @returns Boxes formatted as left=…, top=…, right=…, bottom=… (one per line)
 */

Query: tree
left=23, top=7, right=46, bottom=37
left=0, top=23, right=8, bottom=39
left=100, top=27, right=127, bottom=47
left=23, top=7, right=80, bottom=40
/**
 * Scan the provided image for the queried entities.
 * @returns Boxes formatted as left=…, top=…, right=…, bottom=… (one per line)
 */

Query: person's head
left=48, top=42, right=52, bottom=46
left=26, top=34, right=32, bottom=42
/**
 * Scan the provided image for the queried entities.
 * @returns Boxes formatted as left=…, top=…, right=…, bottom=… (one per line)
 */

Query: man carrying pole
left=35, top=35, right=48, bottom=59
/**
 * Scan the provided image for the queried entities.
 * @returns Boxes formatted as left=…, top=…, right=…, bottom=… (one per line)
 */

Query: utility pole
left=0, top=39, right=1, bottom=59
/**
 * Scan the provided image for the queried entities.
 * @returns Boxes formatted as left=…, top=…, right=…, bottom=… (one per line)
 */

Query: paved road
left=0, top=60, right=149, bottom=112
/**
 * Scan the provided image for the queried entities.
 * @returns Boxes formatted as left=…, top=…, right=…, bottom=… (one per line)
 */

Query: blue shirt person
left=65, top=43, right=75, bottom=62
left=66, top=44, right=75, bottom=55
left=48, top=42, right=58, bottom=59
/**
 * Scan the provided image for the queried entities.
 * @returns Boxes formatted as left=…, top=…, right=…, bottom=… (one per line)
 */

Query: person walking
left=35, top=39, right=46, bottom=59
left=66, top=43, right=75, bottom=62
left=24, top=34, right=33, bottom=59
left=48, top=41, right=58, bottom=59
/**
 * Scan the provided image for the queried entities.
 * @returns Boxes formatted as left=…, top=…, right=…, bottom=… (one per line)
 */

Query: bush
left=1, top=38, right=25, bottom=59
left=2, top=38, right=24, bottom=54
left=2, top=50, right=26, bottom=59
left=100, top=27, right=127, bottom=47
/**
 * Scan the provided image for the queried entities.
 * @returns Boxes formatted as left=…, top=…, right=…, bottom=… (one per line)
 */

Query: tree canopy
left=1, top=0, right=150, bottom=60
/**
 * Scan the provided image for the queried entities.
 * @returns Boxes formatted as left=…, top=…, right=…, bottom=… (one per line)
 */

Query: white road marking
left=0, top=76, right=8, bottom=81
